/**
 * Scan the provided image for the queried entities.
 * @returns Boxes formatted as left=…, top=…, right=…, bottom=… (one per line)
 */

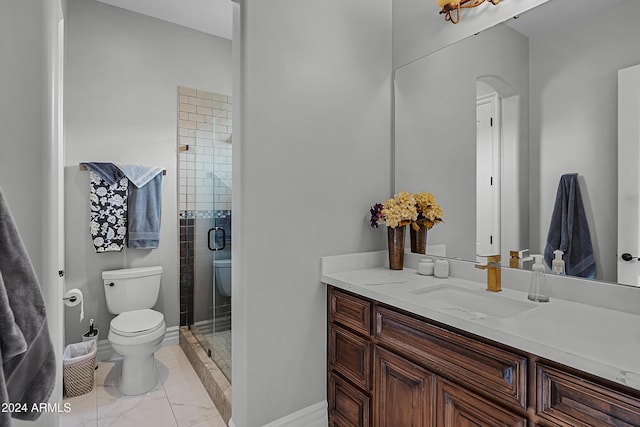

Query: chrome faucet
left=475, top=255, right=501, bottom=292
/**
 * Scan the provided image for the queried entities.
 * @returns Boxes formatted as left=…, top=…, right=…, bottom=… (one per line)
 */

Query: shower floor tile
left=61, top=345, right=227, bottom=427
left=203, top=330, right=231, bottom=380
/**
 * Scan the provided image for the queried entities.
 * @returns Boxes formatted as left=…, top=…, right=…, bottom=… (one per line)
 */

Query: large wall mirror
left=394, top=0, right=640, bottom=286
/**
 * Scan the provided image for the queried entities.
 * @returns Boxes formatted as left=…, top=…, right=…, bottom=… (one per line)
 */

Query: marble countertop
left=321, top=251, right=640, bottom=392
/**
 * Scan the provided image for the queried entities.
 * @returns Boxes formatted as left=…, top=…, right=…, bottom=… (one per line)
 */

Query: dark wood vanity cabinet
left=327, top=286, right=640, bottom=427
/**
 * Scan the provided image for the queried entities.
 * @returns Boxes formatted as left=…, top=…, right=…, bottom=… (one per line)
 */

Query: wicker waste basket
left=63, top=340, right=97, bottom=397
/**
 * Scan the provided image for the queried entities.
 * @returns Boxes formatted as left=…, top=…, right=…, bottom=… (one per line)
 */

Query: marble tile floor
left=61, top=345, right=227, bottom=427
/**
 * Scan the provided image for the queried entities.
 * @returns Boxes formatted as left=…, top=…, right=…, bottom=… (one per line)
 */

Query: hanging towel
left=116, top=164, right=163, bottom=188
left=116, top=164, right=163, bottom=249
left=83, top=163, right=128, bottom=252
left=80, top=162, right=125, bottom=186
left=544, top=173, right=596, bottom=278
left=0, top=187, right=55, bottom=424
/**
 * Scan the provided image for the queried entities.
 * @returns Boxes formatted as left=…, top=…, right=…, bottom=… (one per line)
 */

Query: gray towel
left=0, top=187, right=55, bottom=424
left=126, top=173, right=163, bottom=249
left=544, top=174, right=596, bottom=278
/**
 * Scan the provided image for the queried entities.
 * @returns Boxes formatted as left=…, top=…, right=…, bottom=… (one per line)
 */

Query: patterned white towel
left=89, top=171, right=128, bottom=252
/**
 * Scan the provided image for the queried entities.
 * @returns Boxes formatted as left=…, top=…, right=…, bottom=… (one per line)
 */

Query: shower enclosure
left=178, top=87, right=232, bottom=381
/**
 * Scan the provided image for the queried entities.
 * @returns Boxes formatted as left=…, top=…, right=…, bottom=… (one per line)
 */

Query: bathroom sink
left=408, top=284, right=537, bottom=319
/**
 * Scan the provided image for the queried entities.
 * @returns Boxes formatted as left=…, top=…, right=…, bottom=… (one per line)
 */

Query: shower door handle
left=208, top=227, right=226, bottom=251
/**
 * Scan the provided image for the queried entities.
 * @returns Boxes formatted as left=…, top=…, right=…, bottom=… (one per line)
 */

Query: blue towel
left=116, top=165, right=163, bottom=249
left=81, top=162, right=125, bottom=186
left=0, top=187, right=55, bottom=423
left=544, top=174, right=596, bottom=278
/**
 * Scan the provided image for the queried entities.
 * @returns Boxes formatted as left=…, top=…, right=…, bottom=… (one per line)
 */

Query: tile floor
left=61, top=345, right=227, bottom=427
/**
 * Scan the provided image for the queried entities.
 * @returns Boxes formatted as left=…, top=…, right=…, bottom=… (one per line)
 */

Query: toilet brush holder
left=82, top=329, right=99, bottom=343
left=82, top=318, right=99, bottom=343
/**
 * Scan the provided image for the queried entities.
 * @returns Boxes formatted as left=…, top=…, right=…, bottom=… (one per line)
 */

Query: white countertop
left=321, top=251, right=640, bottom=392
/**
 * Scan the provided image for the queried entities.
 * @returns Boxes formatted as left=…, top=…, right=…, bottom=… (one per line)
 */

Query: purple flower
left=369, top=203, right=384, bottom=228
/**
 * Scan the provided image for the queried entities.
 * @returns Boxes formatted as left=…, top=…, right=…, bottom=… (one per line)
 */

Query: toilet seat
left=110, top=309, right=164, bottom=337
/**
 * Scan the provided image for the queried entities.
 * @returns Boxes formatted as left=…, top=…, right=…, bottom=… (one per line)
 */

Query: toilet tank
left=102, top=266, right=163, bottom=314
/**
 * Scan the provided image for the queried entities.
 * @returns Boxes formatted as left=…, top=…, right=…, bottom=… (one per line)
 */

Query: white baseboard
left=96, top=325, right=180, bottom=361
left=261, top=401, right=328, bottom=427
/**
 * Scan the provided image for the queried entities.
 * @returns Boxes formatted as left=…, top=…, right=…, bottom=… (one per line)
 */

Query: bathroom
left=2, top=0, right=640, bottom=427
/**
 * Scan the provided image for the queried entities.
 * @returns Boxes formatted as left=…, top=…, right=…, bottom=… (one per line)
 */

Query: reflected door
left=476, top=93, right=501, bottom=257
left=618, top=64, right=640, bottom=287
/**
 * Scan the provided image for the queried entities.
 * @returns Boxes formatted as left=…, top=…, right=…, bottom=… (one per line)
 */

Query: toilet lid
left=111, top=309, right=164, bottom=337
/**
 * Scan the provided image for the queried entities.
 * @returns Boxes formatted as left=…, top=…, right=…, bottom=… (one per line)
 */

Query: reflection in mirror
left=394, top=0, right=640, bottom=286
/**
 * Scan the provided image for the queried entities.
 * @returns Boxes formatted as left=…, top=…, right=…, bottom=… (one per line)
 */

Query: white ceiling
left=95, top=0, right=233, bottom=40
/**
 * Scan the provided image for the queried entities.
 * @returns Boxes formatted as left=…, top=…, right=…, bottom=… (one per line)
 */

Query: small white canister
left=434, top=259, right=450, bottom=278
left=417, top=258, right=434, bottom=276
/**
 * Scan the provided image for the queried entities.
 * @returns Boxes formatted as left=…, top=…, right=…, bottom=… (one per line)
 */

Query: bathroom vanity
left=322, top=252, right=640, bottom=426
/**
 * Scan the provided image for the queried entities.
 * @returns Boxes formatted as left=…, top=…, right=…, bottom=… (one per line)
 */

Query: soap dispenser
left=552, top=250, right=566, bottom=275
left=528, top=254, right=549, bottom=302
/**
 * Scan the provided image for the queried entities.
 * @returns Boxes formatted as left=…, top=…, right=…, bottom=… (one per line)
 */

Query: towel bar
left=79, top=164, right=166, bottom=175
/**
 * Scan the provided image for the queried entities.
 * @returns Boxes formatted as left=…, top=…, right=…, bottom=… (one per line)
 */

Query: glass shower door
left=178, top=87, right=232, bottom=382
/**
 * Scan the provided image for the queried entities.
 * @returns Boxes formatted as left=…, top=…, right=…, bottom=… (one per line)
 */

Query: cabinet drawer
left=329, top=324, right=372, bottom=390
left=374, top=306, right=527, bottom=409
left=330, top=288, right=371, bottom=336
left=437, top=378, right=526, bottom=426
left=536, top=364, right=640, bottom=426
left=329, top=373, right=370, bottom=427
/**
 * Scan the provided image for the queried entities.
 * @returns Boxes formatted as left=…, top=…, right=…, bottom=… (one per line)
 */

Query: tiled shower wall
left=178, top=87, right=232, bottom=327
left=178, top=86, right=232, bottom=212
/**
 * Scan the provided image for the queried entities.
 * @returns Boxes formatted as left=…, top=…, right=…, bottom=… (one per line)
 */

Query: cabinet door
left=373, top=346, right=435, bottom=427
left=437, top=378, right=526, bottom=427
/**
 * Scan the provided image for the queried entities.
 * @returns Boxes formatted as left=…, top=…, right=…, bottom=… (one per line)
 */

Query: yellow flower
left=381, top=192, right=418, bottom=228
left=412, top=192, right=443, bottom=230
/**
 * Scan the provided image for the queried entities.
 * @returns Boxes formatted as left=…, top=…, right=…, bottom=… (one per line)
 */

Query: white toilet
left=214, top=259, right=232, bottom=297
left=102, top=266, right=166, bottom=395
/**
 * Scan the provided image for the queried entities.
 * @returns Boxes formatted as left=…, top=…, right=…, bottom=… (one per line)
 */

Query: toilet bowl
left=214, top=259, right=232, bottom=298
left=103, top=266, right=166, bottom=395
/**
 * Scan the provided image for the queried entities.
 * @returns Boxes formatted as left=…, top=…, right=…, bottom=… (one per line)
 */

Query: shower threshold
left=179, top=327, right=231, bottom=423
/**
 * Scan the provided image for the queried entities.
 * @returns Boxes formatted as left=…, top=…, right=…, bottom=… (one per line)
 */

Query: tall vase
left=410, top=225, right=427, bottom=254
left=387, top=225, right=406, bottom=270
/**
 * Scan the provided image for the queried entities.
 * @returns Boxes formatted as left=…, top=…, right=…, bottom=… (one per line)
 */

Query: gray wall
left=530, top=0, right=640, bottom=281
left=0, top=0, right=45, bottom=278
left=232, top=0, right=392, bottom=425
left=395, top=23, right=530, bottom=261
left=64, top=0, right=231, bottom=343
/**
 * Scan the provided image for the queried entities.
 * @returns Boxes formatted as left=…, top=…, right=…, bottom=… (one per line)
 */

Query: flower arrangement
left=411, top=192, right=443, bottom=231
left=370, top=191, right=443, bottom=230
left=369, top=191, right=418, bottom=229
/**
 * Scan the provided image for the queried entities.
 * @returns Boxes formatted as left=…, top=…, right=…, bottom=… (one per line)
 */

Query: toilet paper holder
left=63, top=295, right=78, bottom=302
